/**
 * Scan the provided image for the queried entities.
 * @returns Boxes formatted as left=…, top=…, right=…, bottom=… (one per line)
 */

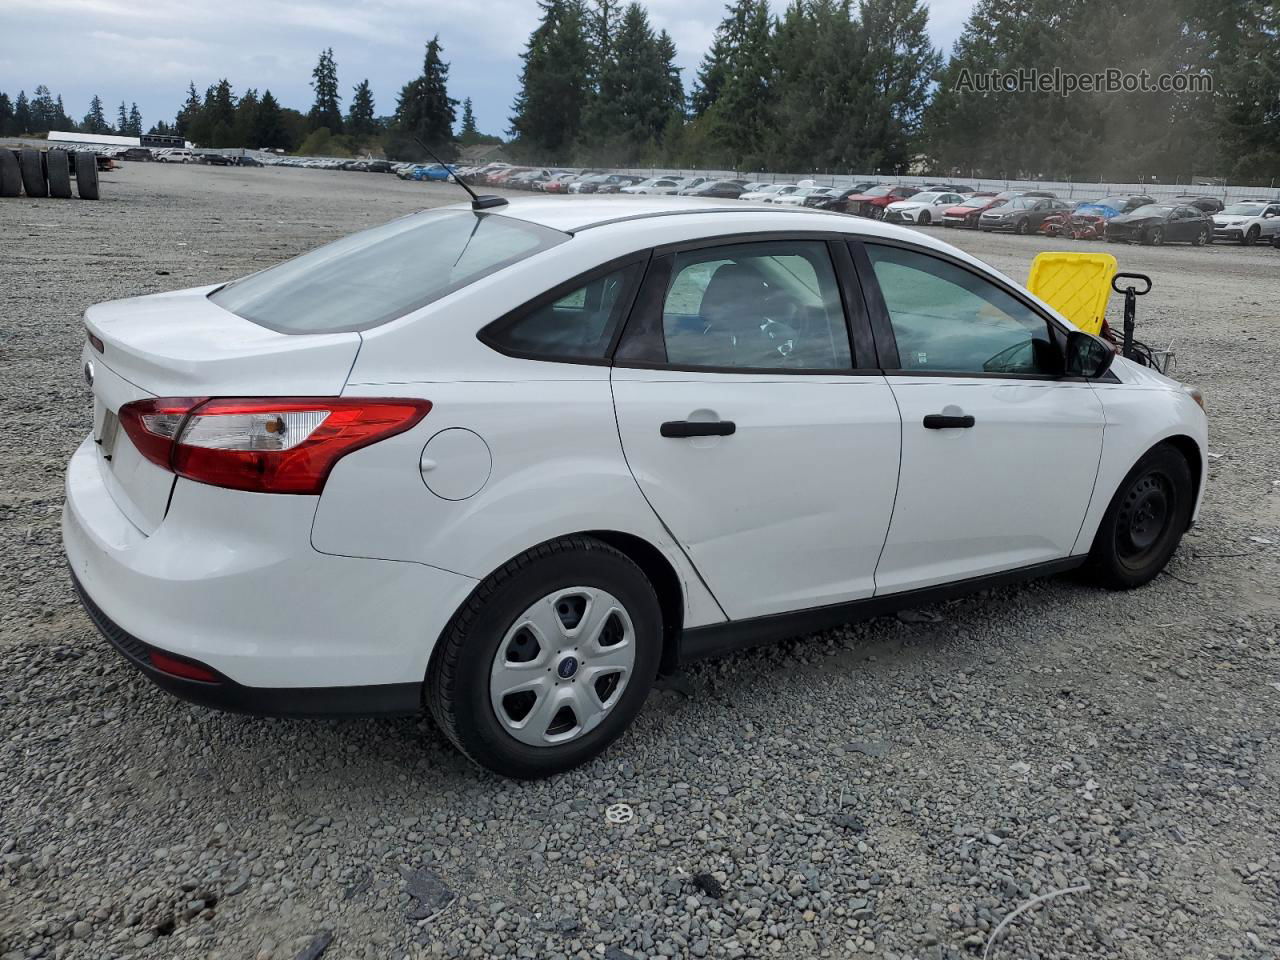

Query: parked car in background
left=201, top=153, right=234, bottom=166
left=622, top=177, right=684, bottom=195
left=597, top=175, right=646, bottom=194
left=1074, top=195, right=1157, bottom=220
left=941, top=195, right=1008, bottom=228
left=807, top=187, right=873, bottom=211
left=570, top=174, right=624, bottom=194
left=883, top=191, right=966, bottom=226
left=1105, top=204, right=1213, bottom=245
left=845, top=184, right=918, bottom=219
left=1173, top=195, right=1225, bottom=214
left=156, top=149, right=194, bottom=164
left=540, top=173, right=581, bottom=193
left=980, top=196, right=1072, bottom=234
left=1210, top=200, right=1280, bottom=244
left=739, top=183, right=798, bottom=202
left=773, top=186, right=835, bottom=206
left=680, top=180, right=749, bottom=199
left=237, top=156, right=263, bottom=167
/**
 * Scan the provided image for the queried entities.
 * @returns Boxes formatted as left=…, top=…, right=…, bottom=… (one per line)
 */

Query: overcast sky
left=1, top=0, right=975, bottom=135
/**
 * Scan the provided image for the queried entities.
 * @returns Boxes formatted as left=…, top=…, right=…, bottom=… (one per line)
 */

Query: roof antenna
left=412, top=136, right=507, bottom=211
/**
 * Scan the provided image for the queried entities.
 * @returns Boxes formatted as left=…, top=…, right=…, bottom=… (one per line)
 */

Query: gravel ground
left=1, top=163, right=1277, bottom=960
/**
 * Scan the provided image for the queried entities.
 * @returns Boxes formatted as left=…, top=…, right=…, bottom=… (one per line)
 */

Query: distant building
left=46, top=131, right=193, bottom=149
left=459, top=143, right=510, bottom=164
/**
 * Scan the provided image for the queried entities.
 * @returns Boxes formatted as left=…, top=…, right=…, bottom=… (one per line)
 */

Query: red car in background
left=843, top=184, right=918, bottom=219
left=940, top=193, right=1002, bottom=229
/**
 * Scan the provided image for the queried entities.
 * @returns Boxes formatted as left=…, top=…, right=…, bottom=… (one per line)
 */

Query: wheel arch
left=585, top=529, right=685, bottom=676
left=1161, top=434, right=1203, bottom=526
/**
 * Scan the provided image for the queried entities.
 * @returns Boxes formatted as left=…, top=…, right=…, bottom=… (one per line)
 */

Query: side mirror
left=1066, top=330, right=1115, bottom=378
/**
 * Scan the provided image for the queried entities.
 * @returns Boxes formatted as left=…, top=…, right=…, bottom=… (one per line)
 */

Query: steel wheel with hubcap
left=489, top=586, right=636, bottom=747
left=1087, top=444, right=1193, bottom=589
left=428, top=536, right=661, bottom=778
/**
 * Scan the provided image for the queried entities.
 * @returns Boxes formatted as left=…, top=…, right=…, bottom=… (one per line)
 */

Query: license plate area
left=97, top=409, right=120, bottom=460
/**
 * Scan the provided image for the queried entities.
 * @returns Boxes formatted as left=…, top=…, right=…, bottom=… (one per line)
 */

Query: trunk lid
left=83, top=286, right=361, bottom=533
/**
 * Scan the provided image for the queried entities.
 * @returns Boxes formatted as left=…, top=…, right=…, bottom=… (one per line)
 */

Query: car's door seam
left=606, top=369, right=730, bottom=623
left=870, top=378, right=905, bottom=597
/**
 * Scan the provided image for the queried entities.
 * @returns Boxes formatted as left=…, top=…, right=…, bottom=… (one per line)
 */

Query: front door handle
left=660, top=420, right=737, bottom=438
left=923, top=414, right=975, bottom=429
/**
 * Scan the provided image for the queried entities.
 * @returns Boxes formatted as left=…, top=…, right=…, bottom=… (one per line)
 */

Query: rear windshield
left=210, top=210, right=568, bottom=333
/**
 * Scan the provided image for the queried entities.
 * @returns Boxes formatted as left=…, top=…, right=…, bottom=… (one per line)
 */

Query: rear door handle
left=923, top=414, right=975, bottom=429
left=660, top=420, right=737, bottom=438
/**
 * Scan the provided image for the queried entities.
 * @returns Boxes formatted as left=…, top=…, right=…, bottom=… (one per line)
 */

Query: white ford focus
left=64, top=195, right=1207, bottom=778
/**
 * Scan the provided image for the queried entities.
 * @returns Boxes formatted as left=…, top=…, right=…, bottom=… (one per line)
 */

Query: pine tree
left=460, top=97, right=479, bottom=141
left=701, top=0, right=776, bottom=167
left=592, top=3, right=677, bottom=157
left=127, top=103, right=143, bottom=137
left=510, top=0, right=591, bottom=158
left=392, top=36, right=458, bottom=156
left=347, top=79, right=377, bottom=139
left=176, top=81, right=202, bottom=138
left=0, top=93, right=13, bottom=137
left=692, top=23, right=731, bottom=117
left=14, top=91, right=30, bottom=134
left=233, top=88, right=259, bottom=145
left=308, top=48, right=343, bottom=133
left=82, top=95, right=108, bottom=134
left=252, top=90, right=290, bottom=150
left=856, top=0, right=941, bottom=173
left=30, top=85, right=57, bottom=131
left=116, top=101, right=129, bottom=135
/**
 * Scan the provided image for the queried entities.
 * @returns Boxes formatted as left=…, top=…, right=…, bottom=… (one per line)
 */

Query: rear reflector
left=118, top=397, right=431, bottom=495
left=87, top=332, right=105, bottom=354
left=148, top=650, right=222, bottom=683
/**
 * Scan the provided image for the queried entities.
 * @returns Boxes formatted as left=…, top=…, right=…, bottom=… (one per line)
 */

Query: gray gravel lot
left=1, top=163, right=1278, bottom=960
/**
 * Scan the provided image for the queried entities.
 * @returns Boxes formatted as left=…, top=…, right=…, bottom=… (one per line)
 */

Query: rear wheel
left=1086, top=444, right=1194, bottom=589
left=427, top=536, right=661, bottom=779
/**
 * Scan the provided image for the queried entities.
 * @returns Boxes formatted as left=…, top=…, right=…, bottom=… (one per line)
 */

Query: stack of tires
left=0, top=147, right=99, bottom=200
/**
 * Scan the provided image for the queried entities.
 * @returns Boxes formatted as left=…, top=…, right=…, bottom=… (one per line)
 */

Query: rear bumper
left=70, top=571, right=421, bottom=716
left=62, top=433, right=478, bottom=697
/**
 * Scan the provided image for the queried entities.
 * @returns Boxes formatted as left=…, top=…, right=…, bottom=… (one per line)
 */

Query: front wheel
left=918, top=210, right=931, bottom=226
left=1086, top=444, right=1194, bottom=589
left=1014, top=218, right=1029, bottom=235
left=1244, top=226, right=1260, bottom=246
left=427, top=536, right=661, bottom=779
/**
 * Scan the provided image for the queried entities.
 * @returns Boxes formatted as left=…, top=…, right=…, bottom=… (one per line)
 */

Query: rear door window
left=210, top=210, right=567, bottom=334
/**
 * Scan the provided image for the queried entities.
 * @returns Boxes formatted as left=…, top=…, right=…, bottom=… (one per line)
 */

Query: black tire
left=427, top=535, right=662, bottom=779
left=1086, top=444, right=1194, bottom=589
left=1148, top=226, right=1164, bottom=246
left=76, top=154, right=100, bottom=200
left=1014, top=218, right=1029, bottom=235
left=1243, top=226, right=1259, bottom=247
left=0, top=149, right=20, bottom=197
left=918, top=210, right=931, bottom=226
left=1191, top=226, right=1208, bottom=247
left=19, top=148, right=47, bottom=198
left=46, top=149, right=72, bottom=198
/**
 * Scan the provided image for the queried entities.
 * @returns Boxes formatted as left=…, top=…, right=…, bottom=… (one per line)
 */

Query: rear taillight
left=118, top=397, right=430, bottom=495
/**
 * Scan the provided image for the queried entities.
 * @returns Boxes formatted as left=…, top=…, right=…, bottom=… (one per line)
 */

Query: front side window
left=865, top=244, right=1058, bottom=376
left=483, top=263, right=641, bottom=360
left=629, top=241, right=851, bottom=370
left=211, top=210, right=567, bottom=334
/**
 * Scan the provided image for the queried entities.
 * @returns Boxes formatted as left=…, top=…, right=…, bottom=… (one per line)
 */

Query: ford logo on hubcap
left=557, top=656, right=578, bottom=680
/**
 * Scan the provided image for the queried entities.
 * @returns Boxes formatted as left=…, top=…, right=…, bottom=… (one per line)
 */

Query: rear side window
left=480, top=262, right=642, bottom=361
left=210, top=210, right=567, bottom=334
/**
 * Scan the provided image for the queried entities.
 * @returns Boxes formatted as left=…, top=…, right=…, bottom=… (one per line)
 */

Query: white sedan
left=740, top=183, right=798, bottom=202
left=64, top=195, right=1208, bottom=779
left=621, top=177, right=683, bottom=195
left=883, top=191, right=966, bottom=225
left=1210, top=200, right=1280, bottom=244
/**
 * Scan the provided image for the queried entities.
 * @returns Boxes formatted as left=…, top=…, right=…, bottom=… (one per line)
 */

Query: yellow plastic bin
left=1026, top=252, right=1117, bottom=335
